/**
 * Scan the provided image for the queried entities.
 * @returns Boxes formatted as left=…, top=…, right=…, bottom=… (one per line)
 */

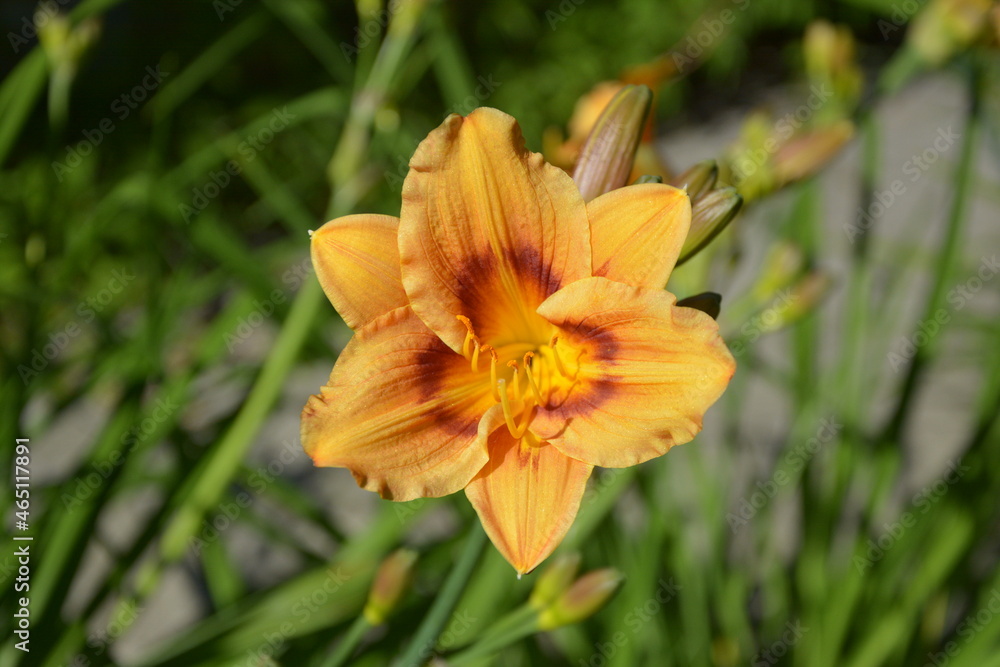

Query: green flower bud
left=671, top=160, right=718, bottom=200
left=363, top=548, right=418, bottom=626
left=538, top=569, right=623, bottom=630
left=677, top=187, right=742, bottom=265
left=573, top=85, right=653, bottom=202
left=529, top=553, right=581, bottom=610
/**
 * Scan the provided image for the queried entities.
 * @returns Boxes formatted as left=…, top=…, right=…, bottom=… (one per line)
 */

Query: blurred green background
left=2, top=0, right=1000, bottom=665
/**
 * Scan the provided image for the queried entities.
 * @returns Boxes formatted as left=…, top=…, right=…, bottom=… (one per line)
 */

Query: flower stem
left=446, top=605, right=539, bottom=666
left=395, top=524, right=488, bottom=667
left=321, top=616, right=373, bottom=667
left=880, top=55, right=982, bottom=444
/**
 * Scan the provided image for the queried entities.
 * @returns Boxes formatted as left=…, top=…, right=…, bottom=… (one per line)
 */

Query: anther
left=457, top=315, right=475, bottom=358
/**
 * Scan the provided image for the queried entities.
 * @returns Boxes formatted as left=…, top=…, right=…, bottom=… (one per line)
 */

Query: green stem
left=105, top=276, right=324, bottom=634
left=880, top=57, right=982, bottom=445
left=448, top=626, right=536, bottom=665
left=446, top=605, right=539, bottom=666
left=99, top=1, right=431, bottom=644
left=395, top=524, right=488, bottom=667
left=321, top=616, right=373, bottom=667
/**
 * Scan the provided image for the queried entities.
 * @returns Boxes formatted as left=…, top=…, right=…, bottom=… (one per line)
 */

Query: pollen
left=454, top=315, right=574, bottom=438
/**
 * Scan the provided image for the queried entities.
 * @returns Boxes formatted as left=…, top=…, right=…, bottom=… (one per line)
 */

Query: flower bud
left=529, top=553, right=581, bottom=610
left=38, top=14, right=101, bottom=71
left=538, top=568, right=623, bottom=630
left=908, top=0, right=992, bottom=66
left=773, top=121, right=854, bottom=186
left=568, top=82, right=629, bottom=145
left=671, top=160, right=718, bottom=200
left=723, top=111, right=777, bottom=201
left=677, top=292, right=722, bottom=320
left=751, top=242, right=804, bottom=303
left=803, top=20, right=862, bottom=115
left=677, top=187, right=742, bottom=265
left=573, top=84, right=653, bottom=202
left=759, top=271, right=830, bottom=333
left=362, top=548, right=418, bottom=625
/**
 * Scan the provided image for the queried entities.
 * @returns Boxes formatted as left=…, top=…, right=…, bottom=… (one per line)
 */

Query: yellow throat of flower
left=456, top=314, right=577, bottom=439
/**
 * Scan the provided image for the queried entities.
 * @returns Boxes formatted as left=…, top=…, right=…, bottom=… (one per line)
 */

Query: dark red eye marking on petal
left=537, top=311, right=623, bottom=423
left=409, top=336, right=488, bottom=435
left=445, top=244, right=568, bottom=345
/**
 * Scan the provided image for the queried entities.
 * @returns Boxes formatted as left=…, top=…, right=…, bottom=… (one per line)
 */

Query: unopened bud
left=908, top=0, right=992, bottom=66
left=677, top=187, right=742, bottom=265
left=804, top=20, right=841, bottom=81
left=363, top=548, right=418, bottom=625
left=677, top=292, right=722, bottom=320
left=773, top=121, right=854, bottom=186
left=803, top=20, right=862, bottom=111
left=751, top=242, right=805, bottom=302
left=38, top=14, right=101, bottom=70
left=724, top=111, right=778, bottom=201
left=529, top=553, right=581, bottom=610
left=573, top=84, right=653, bottom=202
left=567, top=82, right=627, bottom=142
left=671, top=160, right=718, bottom=200
left=538, top=569, right=623, bottom=630
left=37, top=12, right=70, bottom=54
left=760, top=272, right=830, bottom=332
left=387, top=0, right=429, bottom=39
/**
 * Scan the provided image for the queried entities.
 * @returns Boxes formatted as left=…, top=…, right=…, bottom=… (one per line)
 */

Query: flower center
left=456, top=315, right=575, bottom=438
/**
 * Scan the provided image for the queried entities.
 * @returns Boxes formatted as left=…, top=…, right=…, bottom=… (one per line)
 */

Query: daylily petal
left=532, top=277, right=735, bottom=468
left=311, top=214, right=408, bottom=330
left=466, top=405, right=593, bottom=575
left=587, top=183, right=691, bottom=290
left=399, top=108, right=592, bottom=352
left=301, top=306, right=493, bottom=501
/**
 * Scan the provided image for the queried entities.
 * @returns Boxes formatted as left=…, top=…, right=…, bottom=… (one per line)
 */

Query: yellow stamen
left=506, top=360, right=522, bottom=402
left=483, top=345, right=501, bottom=402
left=498, top=379, right=532, bottom=439
left=457, top=315, right=475, bottom=358
left=550, top=335, right=570, bottom=378
left=470, top=338, right=481, bottom=372
left=523, top=352, right=543, bottom=404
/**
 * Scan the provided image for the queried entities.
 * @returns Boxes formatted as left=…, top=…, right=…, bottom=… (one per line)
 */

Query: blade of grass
left=396, top=524, right=489, bottom=667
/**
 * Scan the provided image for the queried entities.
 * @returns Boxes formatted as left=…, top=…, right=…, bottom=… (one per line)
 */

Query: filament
left=524, top=352, right=543, bottom=404
left=483, top=345, right=500, bottom=402
left=506, top=360, right=522, bottom=403
left=549, top=335, right=570, bottom=378
left=498, top=379, right=531, bottom=438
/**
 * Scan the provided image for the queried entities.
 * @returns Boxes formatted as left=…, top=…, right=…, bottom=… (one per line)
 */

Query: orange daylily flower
left=302, top=108, right=735, bottom=574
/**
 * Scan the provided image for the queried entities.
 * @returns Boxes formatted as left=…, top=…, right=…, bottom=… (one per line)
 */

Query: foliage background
left=1, top=0, right=999, bottom=665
